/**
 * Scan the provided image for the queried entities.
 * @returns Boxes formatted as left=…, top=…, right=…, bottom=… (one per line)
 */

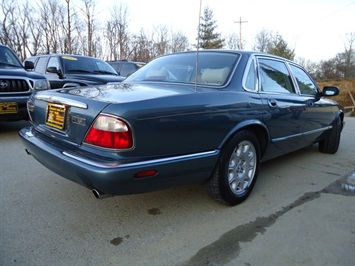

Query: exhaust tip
left=92, top=189, right=101, bottom=199
left=92, top=189, right=113, bottom=200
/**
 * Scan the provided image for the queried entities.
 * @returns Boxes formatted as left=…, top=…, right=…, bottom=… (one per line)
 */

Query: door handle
left=268, top=99, right=277, bottom=107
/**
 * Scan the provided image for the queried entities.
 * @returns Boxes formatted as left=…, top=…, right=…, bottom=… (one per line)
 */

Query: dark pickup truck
left=0, top=44, right=50, bottom=121
left=24, top=54, right=124, bottom=89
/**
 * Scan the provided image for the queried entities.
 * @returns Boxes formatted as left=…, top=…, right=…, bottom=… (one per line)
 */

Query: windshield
left=61, top=55, right=117, bottom=75
left=0, top=46, right=23, bottom=68
left=124, top=52, right=240, bottom=86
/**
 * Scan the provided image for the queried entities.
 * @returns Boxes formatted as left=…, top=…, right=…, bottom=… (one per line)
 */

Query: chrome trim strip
left=35, top=94, right=88, bottom=109
left=272, top=132, right=303, bottom=142
left=62, top=150, right=219, bottom=169
left=303, top=126, right=332, bottom=136
left=272, top=126, right=331, bottom=142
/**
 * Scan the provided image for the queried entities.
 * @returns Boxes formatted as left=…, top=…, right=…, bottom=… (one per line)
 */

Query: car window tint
left=244, top=58, right=257, bottom=91
left=258, top=58, right=295, bottom=94
left=289, top=64, right=318, bottom=95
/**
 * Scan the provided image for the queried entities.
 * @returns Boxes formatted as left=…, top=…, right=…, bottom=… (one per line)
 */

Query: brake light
left=84, top=115, right=133, bottom=149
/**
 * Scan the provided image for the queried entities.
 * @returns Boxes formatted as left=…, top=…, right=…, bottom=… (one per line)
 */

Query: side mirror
left=46, top=66, right=59, bottom=74
left=322, top=86, right=339, bottom=97
left=46, top=66, right=63, bottom=79
left=24, top=61, right=34, bottom=70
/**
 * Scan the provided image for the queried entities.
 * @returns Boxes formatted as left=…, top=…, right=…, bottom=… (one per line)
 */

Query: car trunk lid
left=28, top=83, right=195, bottom=146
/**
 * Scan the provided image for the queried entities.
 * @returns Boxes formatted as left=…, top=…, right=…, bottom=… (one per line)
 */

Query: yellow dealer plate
left=46, top=103, right=66, bottom=130
left=0, top=102, right=18, bottom=114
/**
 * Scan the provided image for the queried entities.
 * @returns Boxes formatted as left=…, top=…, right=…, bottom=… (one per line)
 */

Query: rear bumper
left=19, top=126, right=219, bottom=195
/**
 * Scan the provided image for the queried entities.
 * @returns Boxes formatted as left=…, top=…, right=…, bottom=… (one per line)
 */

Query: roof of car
left=26, top=54, right=104, bottom=60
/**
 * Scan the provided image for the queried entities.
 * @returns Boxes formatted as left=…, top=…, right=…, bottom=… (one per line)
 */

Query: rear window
left=125, top=52, right=240, bottom=86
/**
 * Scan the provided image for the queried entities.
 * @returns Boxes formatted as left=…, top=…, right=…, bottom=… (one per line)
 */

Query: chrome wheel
left=228, top=140, right=257, bottom=195
left=206, top=130, right=260, bottom=205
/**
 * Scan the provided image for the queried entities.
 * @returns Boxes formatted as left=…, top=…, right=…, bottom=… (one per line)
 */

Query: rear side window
left=258, top=58, right=295, bottom=94
left=243, top=58, right=257, bottom=91
left=289, top=64, right=318, bottom=95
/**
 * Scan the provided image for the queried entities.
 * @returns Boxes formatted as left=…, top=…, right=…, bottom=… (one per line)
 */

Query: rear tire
left=319, top=117, right=342, bottom=154
left=207, top=130, right=260, bottom=205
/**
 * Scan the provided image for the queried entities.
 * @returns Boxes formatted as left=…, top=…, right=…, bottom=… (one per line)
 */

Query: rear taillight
left=84, top=114, right=133, bottom=149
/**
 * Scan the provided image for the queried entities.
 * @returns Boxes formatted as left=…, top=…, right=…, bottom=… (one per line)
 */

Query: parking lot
left=1, top=118, right=354, bottom=266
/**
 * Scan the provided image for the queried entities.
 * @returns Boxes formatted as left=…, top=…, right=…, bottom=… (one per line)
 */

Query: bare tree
left=37, top=0, right=64, bottom=53
left=254, top=30, right=295, bottom=59
left=226, top=32, right=244, bottom=50
left=25, top=2, right=43, bottom=56
left=170, top=30, right=189, bottom=53
left=0, top=1, right=18, bottom=50
left=153, top=25, right=169, bottom=57
left=130, top=29, right=153, bottom=62
left=341, top=32, right=355, bottom=78
left=105, top=4, right=130, bottom=61
left=80, top=0, right=97, bottom=56
left=62, top=0, right=76, bottom=54
left=253, top=29, right=273, bottom=53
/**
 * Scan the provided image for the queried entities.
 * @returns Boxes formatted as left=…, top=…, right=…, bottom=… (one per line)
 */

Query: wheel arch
left=219, top=120, right=270, bottom=159
left=337, top=110, right=345, bottom=131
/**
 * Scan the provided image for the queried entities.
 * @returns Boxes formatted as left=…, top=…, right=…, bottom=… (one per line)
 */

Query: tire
left=207, top=130, right=260, bottom=206
left=319, top=117, right=342, bottom=154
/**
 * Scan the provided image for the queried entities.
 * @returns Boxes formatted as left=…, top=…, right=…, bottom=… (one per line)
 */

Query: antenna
left=195, top=0, right=202, bottom=93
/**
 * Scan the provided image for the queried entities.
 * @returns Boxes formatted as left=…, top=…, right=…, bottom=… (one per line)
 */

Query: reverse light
left=84, top=114, right=133, bottom=149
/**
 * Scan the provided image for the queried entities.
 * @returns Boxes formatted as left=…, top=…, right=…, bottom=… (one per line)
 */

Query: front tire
left=319, top=117, right=342, bottom=154
left=207, top=130, right=260, bottom=205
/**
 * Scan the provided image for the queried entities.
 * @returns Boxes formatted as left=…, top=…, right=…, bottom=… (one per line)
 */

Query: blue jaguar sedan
left=19, top=50, right=344, bottom=205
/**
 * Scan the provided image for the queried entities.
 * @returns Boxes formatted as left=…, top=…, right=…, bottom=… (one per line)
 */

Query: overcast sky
left=97, top=0, right=355, bottom=62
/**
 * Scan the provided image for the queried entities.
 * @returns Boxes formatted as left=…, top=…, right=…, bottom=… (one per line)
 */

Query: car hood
left=59, top=82, right=195, bottom=103
left=0, top=67, right=46, bottom=79
left=64, top=73, right=125, bottom=84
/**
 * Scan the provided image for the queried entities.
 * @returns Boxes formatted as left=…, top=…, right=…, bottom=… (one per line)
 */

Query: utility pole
left=234, top=17, right=248, bottom=49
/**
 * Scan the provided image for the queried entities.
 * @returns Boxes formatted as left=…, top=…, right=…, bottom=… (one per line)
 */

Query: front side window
left=258, top=58, right=295, bottom=94
left=289, top=64, right=318, bottom=95
left=47, top=57, right=61, bottom=71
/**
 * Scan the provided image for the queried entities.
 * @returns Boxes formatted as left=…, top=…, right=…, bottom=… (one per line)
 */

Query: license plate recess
left=46, top=103, right=66, bottom=130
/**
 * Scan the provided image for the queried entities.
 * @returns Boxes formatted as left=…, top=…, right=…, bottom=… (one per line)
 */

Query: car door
left=255, top=57, right=309, bottom=158
left=288, top=63, right=337, bottom=142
